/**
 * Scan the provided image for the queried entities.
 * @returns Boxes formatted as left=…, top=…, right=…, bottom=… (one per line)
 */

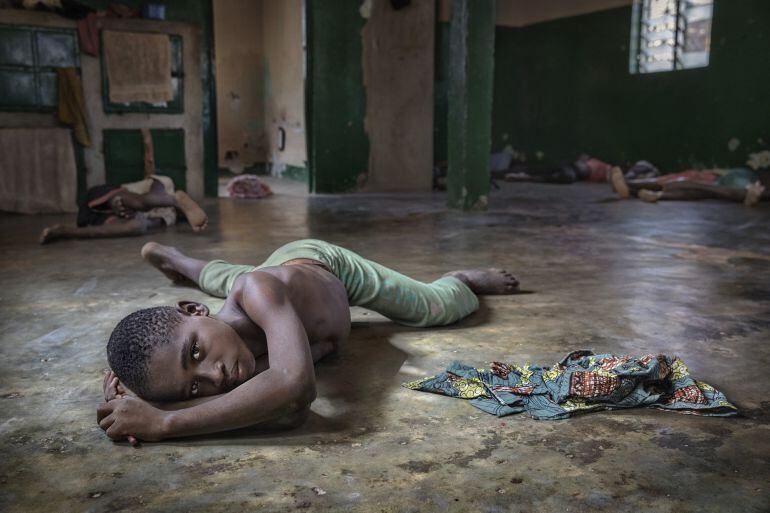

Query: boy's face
left=143, top=310, right=257, bottom=401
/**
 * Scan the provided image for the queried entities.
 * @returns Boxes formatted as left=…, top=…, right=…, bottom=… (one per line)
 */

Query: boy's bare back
left=220, top=261, right=351, bottom=363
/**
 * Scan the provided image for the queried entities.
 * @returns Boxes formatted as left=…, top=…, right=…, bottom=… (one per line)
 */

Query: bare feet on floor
left=141, top=242, right=193, bottom=284
left=638, top=189, right=663, bottom=203
left=610, top=166, right=630, bottom=199
left=744, top=181, right=765, bottom=207
left=109, top=194, right=139, bottom=218
left=174, top=191, right=208, bottom=232
left=40, top=224, right=65, bottom=244
left=443, top=269, right=520, bottom=295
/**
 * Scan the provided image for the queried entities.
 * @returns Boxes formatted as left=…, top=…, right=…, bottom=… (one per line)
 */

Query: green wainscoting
left=103, top=128, right=186, bottom=190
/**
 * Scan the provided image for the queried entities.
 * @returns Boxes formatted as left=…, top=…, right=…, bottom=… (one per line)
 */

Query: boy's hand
left=97, top=396, right=168, bottom=443
left=102, top=370, right=128, bottom=402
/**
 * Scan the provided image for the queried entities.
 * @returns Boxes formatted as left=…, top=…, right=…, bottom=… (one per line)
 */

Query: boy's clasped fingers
left=96, top=399, right=139, bottom=445
left=102, top=371, right=112, bottom=399
left=102, top=371, right=128, bottom=402
left=96, top=399, right=116, bottom=423
left=97, top=400, right=127, bottom=439
left=98, top=412, right=115, bottom=431
left=103, top=371, right=117, bottom=401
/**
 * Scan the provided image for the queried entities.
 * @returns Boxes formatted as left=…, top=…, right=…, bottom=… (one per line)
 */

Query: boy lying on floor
left=40, top=175, right=208, bottom=244
left=97, top=239, right=520, bottom=442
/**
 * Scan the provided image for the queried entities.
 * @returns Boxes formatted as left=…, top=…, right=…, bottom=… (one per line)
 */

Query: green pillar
left=447, top=0, right=495, bottom=210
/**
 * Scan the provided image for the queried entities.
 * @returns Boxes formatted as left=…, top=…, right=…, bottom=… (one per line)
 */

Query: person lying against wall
left=40, top=174, right=208, bottom=244
left=609, top=166, right=767, bottom=207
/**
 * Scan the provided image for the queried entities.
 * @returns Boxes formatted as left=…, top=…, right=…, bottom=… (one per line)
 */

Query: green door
left=151, top=129, right=186, bottom=191
left=103, top=128, right=186, bottom=190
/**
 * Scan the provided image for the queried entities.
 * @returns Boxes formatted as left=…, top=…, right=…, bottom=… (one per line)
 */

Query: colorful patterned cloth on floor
left=402, top=351, right=737, bottom=420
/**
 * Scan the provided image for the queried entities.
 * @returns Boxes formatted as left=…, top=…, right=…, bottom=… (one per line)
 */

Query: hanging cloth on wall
left=0, top=128, right=78, bottom=214
left=102, top=30, right=173, bottom=104
left=56, top=67, right=91, bottom=147
left=77, top=12, right=99, bottom=56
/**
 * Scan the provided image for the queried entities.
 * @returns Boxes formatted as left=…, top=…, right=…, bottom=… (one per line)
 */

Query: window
left=630, top=0, right=713, bottom=74
left=0, top=25, right=79, bottom=111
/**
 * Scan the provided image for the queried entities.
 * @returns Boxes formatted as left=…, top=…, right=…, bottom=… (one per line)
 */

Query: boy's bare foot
left=109, top=195, right=136, bottom=218
left=639, top=189, right=663, bottom=203
left=40, top=224, right=66, bottom=244
left=443, top=269, right=519, bottom=295
left=174, top=191, right=208, bottom=232
left=141, top=242, right=193, bottom=284
left=744, top=181, right=765, bottom=207
left=610, top=166, right=630, bottom=199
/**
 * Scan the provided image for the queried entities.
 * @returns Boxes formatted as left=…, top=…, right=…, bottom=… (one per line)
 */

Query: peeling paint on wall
left=746, top=150, right=770, bottom=171
left=360, top=0, right=373, bottom=19
left=214, top=0, right=266, bottom=169
left=361, top=0, right=434, bottom=192
left=263, top=0, right=307, bottom=173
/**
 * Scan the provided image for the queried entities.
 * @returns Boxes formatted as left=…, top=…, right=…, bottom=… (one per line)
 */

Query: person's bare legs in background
left=610, top=167, right=767, bottom=206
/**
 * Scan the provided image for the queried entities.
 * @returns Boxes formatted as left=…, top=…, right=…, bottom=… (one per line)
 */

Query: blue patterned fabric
left=402, top=351, right=737, bottom=420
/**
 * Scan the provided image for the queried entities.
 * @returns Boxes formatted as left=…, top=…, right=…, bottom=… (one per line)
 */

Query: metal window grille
left=630, top=0, right=713, bottom=74
left=0, top=25, right=80, bottom=111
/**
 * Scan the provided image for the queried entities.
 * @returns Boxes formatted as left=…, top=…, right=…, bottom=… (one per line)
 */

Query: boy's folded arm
left=162, top=273, right=316, bottom=438
left=151, top=394, right=223, bottom=411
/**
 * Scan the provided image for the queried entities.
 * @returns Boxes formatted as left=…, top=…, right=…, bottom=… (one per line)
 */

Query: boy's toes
left=40, top=225, right=61, bottom=244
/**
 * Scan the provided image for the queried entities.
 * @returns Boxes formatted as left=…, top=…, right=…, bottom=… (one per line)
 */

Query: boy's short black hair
left=107, top=306, right=183, bottom=397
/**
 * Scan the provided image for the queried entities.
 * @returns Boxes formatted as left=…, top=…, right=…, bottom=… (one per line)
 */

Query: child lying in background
left=40, top=175, right=208, bottom=244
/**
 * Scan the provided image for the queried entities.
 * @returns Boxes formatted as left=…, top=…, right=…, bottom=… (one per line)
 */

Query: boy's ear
left=177, top=301, right=210, bottom=317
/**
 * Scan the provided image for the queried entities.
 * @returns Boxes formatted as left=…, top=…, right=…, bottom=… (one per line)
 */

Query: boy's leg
left=141, top=242, right=254, bottom=296
left=143, top=238, right=520, bottom=318
left=113, top=178, right=208, bottom=231
left=40, top=217, right=161, bottom=244
left=173, top=190, right=208, bottom=232
left=661, top=181, right=749, bottom=203
left=610, top=168, right=663, bottom=199
left=314, top=242, right=518, bottom=327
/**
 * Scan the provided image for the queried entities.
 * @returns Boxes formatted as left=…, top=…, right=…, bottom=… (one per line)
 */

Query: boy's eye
left=191, top=381, right=199, bottom=396
left=191, top=341, right=201, bottom=361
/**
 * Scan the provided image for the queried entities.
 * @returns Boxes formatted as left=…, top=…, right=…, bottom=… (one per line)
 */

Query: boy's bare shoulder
left=232, top=268, right=290, bottom=304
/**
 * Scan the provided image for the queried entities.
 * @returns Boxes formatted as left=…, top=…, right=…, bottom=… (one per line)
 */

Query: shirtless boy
left=97, top=239, right=519, bottom=443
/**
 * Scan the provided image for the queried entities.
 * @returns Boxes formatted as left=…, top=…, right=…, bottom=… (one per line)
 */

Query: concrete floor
left=1, top=179, right=769, bottom=512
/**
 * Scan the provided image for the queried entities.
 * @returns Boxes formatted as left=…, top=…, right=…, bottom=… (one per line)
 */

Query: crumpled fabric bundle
left=403, top=350, right=737, bottom=420
left=226, top=174, right=273, bottom=199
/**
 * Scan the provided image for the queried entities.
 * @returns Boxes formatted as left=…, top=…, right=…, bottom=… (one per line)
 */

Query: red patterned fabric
left=667, top=384, right=707, bottom=405
left=569, top=372, right=620, bottom=398
left=490, top=361, right=513, bottom=379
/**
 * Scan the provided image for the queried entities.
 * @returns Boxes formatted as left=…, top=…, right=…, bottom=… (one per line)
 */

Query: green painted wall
left=492, top=1, right=770, bottom=172
left=447, top=0, right=495, bottom=210
left=80, top=0, right=218, bottom=196
left=306, top=0, right=369, bottom=193
left=103, top=128, right=187, bottom=189
left=433, top=21, right=450, bottom=165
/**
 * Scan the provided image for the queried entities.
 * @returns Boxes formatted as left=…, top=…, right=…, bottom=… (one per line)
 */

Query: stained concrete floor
left=1, top=179, right=769, bottom=512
